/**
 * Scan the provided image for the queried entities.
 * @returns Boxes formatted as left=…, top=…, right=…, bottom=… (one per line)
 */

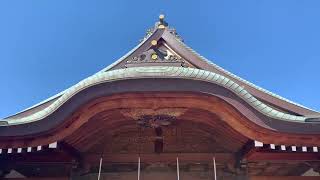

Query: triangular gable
left=104, top=30, right=200, bottom=70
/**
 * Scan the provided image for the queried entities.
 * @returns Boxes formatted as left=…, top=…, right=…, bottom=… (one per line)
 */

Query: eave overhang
left=0, top=66, right=319, bottom=136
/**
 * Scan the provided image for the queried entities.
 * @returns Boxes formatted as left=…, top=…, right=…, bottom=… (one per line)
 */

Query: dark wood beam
left=0, top=151, right=74, bottom=165
left=1, top=152, right=233, bottom=165
left=239, top=141, right=320, bottom=162
left=83, top=153, right=234, bottom=165
left=55, top=142, right=90, bottom=175
left=236, top=140, right=255, bottom=166
left=59, top=141, right=82, bottom=163
left=246, top=151, right=320, bottom=162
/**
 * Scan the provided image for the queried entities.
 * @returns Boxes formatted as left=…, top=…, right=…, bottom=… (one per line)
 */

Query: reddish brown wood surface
left=83, top=153, right=234, bottom=164
left=246, top=151, right=320, bottom=161
left=1, top=93, right=320, bottom=149
left=69, top=113, right=247, bottom=153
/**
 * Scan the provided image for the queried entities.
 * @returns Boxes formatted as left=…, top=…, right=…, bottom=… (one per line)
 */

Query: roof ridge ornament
left=141, top=14, right=183, bottom=42
left=158, top=14, right=184, bottom=42
left=157, top=14, right=168, bottom=29
left=140, top=14, right=165, bottom=41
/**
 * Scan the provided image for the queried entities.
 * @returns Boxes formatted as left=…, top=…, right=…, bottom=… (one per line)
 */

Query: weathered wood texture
left=247, top=151, right=320, bottom=161
left=83, top=153, right=234, bottom=164
left=78, top=116, right=246, bottom=154
left=2, top=93, right=320, bottom=149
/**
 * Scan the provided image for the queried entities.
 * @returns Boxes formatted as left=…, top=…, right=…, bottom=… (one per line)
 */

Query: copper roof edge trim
left=1, top=66, right=319, bottom=126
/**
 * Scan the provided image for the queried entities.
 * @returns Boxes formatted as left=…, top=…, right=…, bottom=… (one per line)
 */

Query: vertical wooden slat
left=176, top=157, right=180, bottom=180
left=213, top=156, right=217, bottom=180
left=97, top=157, right=103, bottom=180
left=137, top=157, right=140, bottom=180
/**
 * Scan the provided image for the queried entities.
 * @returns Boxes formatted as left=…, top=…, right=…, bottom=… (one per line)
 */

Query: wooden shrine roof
left=0, top=15, right=319, bottom=150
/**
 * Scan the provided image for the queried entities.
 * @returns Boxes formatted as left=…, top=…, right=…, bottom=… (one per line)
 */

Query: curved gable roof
left=1, top=17, right=319, bottom=126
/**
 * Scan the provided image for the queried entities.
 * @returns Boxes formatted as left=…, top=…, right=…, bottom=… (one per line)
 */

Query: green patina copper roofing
left=1, top=66, right=319, bottom=126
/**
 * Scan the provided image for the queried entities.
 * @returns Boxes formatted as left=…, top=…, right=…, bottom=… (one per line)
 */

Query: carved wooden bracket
left=120, top=108, right=187, bottom=128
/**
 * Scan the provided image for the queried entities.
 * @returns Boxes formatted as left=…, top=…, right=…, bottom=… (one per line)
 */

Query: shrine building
left=1, top=15, right=320, bottom=180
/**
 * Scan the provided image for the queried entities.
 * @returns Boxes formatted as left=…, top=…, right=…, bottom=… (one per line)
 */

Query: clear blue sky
left=1, top=0, right=319, bottom=118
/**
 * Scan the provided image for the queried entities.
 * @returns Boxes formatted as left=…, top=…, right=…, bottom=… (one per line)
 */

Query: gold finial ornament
left=157, top=14, right=167, bottom=29
left=159, top=14, right=165, bottom=21
left=151, top=40, right=158, bottom=46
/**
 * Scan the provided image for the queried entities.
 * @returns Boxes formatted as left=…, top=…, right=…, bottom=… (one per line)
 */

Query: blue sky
left=0, top=0, right=319, bottom=118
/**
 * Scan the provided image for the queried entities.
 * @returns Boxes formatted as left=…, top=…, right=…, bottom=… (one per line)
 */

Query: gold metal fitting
left=158, top=24, right=165, bottom=29
left=151, top=53, right=158, bottom=60
left=151, top=40, right=158, bottom=46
